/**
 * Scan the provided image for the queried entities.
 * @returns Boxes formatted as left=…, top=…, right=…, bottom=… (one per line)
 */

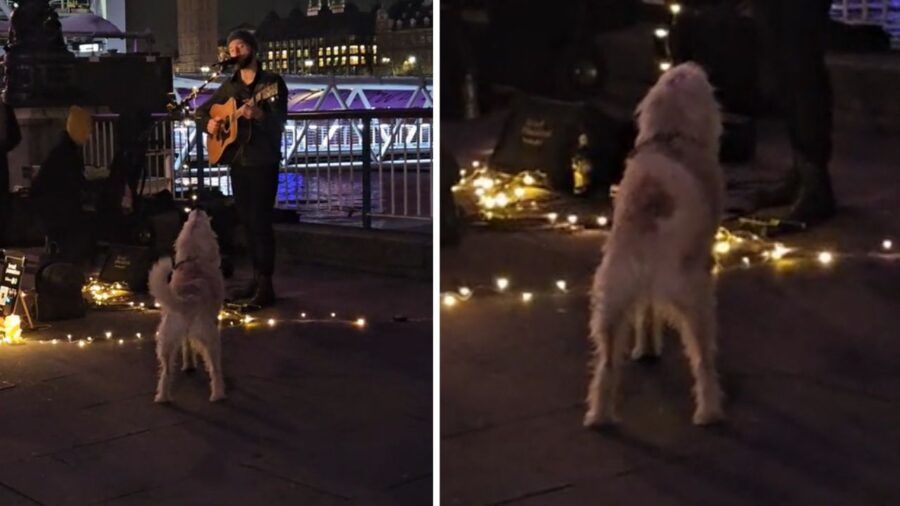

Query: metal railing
left=85, top=108, right=433, bottom=229
left=831, top=0, right=900, bottom=48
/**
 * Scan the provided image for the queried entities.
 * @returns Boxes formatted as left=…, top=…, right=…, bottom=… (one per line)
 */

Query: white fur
left=584, top=62, right=726, bottom=427
left=148, top=210, right=226, bottom=403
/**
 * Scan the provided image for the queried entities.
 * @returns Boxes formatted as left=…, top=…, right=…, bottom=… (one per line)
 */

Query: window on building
left=326, top=47, right=332, bottom=56
left=341, top=45, right=347, bottom=54
left=304, top=48, right=310, bottom=57
left=282, top=50, right=288, bottom=58
left=373, top=45, right=378, bottom=54
left=319, top=57, right=324, bottom=66
left=341, top=56, right=346, bottom=64
left=350, top=56, right=359, bottom=65
left=361, top=56, right=367, bottom=65
left=268, top=51, right=274, bottom=60
left=326, top=57, right=332, bottom=65
left=360, top=46, right=366, bottom=54
left=296, top=49, right=302, bottom=57
left=350, top=45, right=358, bottom=55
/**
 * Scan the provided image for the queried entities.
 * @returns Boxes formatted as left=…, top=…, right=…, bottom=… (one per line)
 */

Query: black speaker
left=98, top=244, right=155, bottom=292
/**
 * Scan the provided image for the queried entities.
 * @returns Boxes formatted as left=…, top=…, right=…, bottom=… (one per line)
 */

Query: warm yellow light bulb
left=78, top=341, right=86, bottom=348
left=458, top=286, right=473, bottom=299
left=547, top=212, right=558, bottom=223
left=597, top=216, right=609, bottom=227
left=655, top=28, right=669, bottom=38
left=523, top=174, right=536, bottom=186
left=521, top=292, right=533, bottom=303
left=495, top=193, right=510, bottom=208
left=514, top=187, right=526, bottom=198
left=496, top=277, right=509, bottom=291
left=301, top=312, right=307, bottom=318
left=882, top=239, right=893, bottom=251
left=267, top=318, right=276, bottom=327
left=472, top=160, right=481, bottom=168
left=818, top=251, right=834, bottom=265
left=556, top=280, right=567, bottom=291
left=443, top=294, right=458, bottom=307
left=105, top=331, right=112, bottom=339
left=771, top=244, right=790, bottom=260
left=330, top=312, right=336, bottom=318
left=670, top=3, right=682, bottom=15
left=660, top=61, right=672, bottom=71
left=567, top=215, right=578, bottom=225
left=118, top=339, right=124, bottom=345
left=714, top=242, right=731, bottom=255
left=355, top=318, right=366, bottom=328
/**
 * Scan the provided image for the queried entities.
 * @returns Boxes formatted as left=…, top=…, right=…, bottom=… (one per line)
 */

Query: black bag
left=35, top=260, right=86, bottom=322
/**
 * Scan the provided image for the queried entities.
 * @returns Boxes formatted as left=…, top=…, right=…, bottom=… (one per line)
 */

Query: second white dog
left=585, top=62, right=725, bottom=427
left=148, top=209, right=226, bottom=403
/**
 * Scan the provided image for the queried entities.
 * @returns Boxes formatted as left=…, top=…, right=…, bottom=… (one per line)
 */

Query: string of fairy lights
left=445, top=159, right=897, bottom=309
left=0, top=276, right=371, bottom=347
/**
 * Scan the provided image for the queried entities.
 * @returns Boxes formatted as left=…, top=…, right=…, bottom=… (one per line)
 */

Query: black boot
left=756, top=165, right=801, bottom=209
left=229, top=276, right=258, bottom=301
left=248, top=275, right=275, bottom=308
left=782, top=156, right=835, bottom=226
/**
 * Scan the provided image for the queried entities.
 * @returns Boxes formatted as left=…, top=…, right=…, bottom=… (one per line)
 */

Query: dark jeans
left=755, top=0, right=833, bottom=168
left=231, top=163, right=278, bottom=277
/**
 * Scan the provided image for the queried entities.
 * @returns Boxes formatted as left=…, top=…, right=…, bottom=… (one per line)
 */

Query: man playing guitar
left=196, top=30, right=288, bottom=309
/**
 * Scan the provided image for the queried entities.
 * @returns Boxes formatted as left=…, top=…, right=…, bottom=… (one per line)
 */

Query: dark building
left=375, top=0, right=432, bottom=76
left=255, top=0, right=379, bottom=76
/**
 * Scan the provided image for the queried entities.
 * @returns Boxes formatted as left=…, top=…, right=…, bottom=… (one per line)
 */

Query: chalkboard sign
left=0, top=255, right=25, bottom=316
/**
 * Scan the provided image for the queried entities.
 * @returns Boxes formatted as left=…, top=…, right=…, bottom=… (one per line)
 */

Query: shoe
left=248, top=275, right=275, bottom=308
left=229, top=278, right=257, bottom=301
left=781, top=156, right=835, bottom=226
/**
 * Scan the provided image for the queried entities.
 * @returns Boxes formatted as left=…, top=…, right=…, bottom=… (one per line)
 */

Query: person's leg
left=247, top=164, right=279, bottom=307
left=755, top=0, right=835, bottom=224
left=229, top=164, right=258, bottom=299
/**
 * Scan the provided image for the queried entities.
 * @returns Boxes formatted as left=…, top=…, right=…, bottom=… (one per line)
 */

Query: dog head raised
left=634, top=62, right=722, bottom=153
left=174, top=209, right=220, bottom=267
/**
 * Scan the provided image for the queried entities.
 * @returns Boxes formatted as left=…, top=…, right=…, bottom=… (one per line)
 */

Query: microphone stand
left=165, top=64, right=231, bottom=196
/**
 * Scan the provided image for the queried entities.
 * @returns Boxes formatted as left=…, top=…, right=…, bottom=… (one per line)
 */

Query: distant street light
left=406, top=55, right=417, bottom=65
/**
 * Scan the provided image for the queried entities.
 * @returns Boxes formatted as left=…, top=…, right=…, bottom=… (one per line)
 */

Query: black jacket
left=195, top=68, right=289, bottom=167
left=0, top=103, right=22, bottom=179
left=31, top=132, right=86, bottom=227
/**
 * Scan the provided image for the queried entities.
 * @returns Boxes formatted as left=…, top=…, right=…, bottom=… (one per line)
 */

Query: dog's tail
left=148, top=258, right=194, bottom=312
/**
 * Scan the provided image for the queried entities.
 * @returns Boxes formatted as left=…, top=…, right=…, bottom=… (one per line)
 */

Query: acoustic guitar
left=206, top=82, right=279, bottom=165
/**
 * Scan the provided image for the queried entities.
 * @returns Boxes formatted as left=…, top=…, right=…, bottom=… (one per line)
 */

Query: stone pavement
left=0, top=261, right=432, bottom=506
left=440, top=116, right=900, bottom=505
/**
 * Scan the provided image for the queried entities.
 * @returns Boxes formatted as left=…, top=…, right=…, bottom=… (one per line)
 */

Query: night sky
left=126, top=0, right=399, bottom=59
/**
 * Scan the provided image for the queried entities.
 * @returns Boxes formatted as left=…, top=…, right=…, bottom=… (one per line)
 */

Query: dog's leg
left=677, top=290, right=725, bottom=425
left=585, top=269, right=631, bottom=428
left=197, top=322, right=226, bottom=402
left=631, top=303, right=648, bottom=360
left=181, top=340, right=197, bottom=372
left=651, top=305, right=665, bottom=356
left=154, top=330, right=179, bottom=403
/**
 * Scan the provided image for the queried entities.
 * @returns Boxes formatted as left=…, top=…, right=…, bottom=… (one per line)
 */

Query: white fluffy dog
left=584, top=62, right=725, bottom=427
left=148, top=209, right=226, bottom=403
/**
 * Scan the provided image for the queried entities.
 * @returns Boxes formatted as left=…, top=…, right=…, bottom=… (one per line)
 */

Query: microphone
left=212, top=56, right=240, bottom=67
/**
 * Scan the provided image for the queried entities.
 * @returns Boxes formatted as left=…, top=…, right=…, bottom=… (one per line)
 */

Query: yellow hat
left=66, top=105, right=92, bottom=145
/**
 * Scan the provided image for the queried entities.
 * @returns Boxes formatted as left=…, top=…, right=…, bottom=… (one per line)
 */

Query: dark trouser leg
left=230, top=163, right=278, bottom=306
left=755, top=0, right=835, bottom=223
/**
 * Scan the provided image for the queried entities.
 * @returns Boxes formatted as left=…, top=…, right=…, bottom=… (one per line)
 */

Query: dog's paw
left=154, top=393, right=171, bottom=403
left=583, top=408, right=619, bottom=429
left=692, top=406, right=726, bottom=426
left=209, top=392, right=227, bottom=402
